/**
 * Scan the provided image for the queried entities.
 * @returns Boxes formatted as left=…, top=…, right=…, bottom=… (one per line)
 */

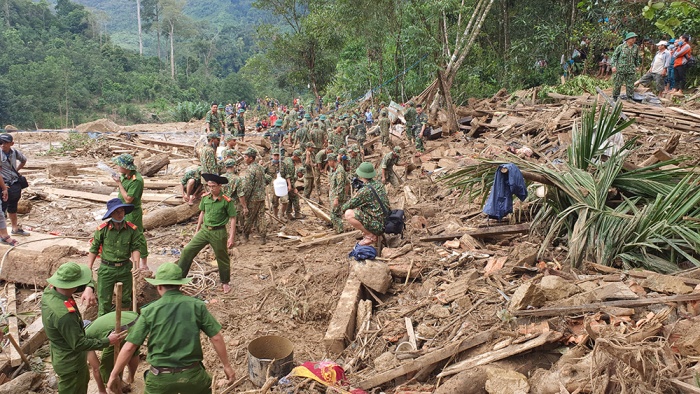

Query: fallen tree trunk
left=143, top=202, right=200, bottom=230
left=140, top=154, right=170, bottom=177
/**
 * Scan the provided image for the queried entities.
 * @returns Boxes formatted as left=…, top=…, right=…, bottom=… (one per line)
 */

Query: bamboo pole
left=112, top=282, right=123, bottom=394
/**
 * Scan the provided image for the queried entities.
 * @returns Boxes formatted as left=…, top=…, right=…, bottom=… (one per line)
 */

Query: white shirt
left=650, top=49, right=669, bottom=74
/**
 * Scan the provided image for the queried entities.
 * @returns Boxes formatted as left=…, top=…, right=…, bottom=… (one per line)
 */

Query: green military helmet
left=393, top=146, right=401, bottom=153
left=352, top=114, right=358, bottom=119
left=296, top=167, right=306, bottom=175
left=274, top=119, right=284, bottom=127
left=326, top=153, right=338, bottom=161
left=112, top=154, right=137, bottom=171
left=243, top=147, right=258, bottom=158
left=350, top=145, right=360, bottom=153
left=305, top=142, right=315, bottom=149
left=624, top=32, right=638, bottom=41
left=380, top=101, right=386, bottom=106
left=319, top=115, right=327, bottom=121
left=223, top=148, right=236, bottom=158
left=238, top=108, right=245, bottom=113
left=338, top=148, right=348, bottom=155
left=207, top=132, right=221, bottom=140
left=326, top=145, right=336, bottom=152
left=292, top=149, right=303, bottom=157
left=224, top=159, right=237, bottom=168
left=304, top=113, right=311, bottom=120
left=355, top=162, right=377, bottom=179
left=224, top=135, right=236, bottom=142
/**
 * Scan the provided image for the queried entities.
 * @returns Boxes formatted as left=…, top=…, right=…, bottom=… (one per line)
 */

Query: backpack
left=687, top=54, right=698, bottom=68
left=367, top=185, right=405, bottom=237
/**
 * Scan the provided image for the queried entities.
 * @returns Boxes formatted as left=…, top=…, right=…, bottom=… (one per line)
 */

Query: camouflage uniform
left=303, top=147, right=316, bottom=199
left=379, top=114, right=391, bottom=147
left=328, top=163, right=349, bottom=233
left=236, top=113, right=245, bottom=137
left=611, top=42, right=640, bottom=99
left=238, top=161, right=267, bottom=238
left=314, top=149, right=329, bottom=199
left=404, top=105, right=417, bottom=142
left=328, top=131, right=345, bottom=150
left=294, top=125, right=310, bottom=148
left=381, top=151, right=401, bottom=188
left=341, top=179, right=389, bottom=236
left=415, top=112, right=428, bottom=152
left=265, top=126, right=284, bottom=153
left=181, top=166, right=202, bottom=190
left=263, top=158, right=285, bottom=214
left=205, top=110, right=225, bottom=134
left=347, top=154, right=362, bottom=178
left=310, top=126, right=326, bottom=150
left=280, top=157, right=296, bottom=218
left=199, top=144, right=220, bottom=176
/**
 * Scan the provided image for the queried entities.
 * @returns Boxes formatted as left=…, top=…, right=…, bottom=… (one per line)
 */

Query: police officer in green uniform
left=86, top=311, right=140, bottom=393
left=88, top=198, right=145, bottom=316
left=42, top=262, right=126, bottom=394
left=178, top=173, right=237, bottom=293
left=113, top=153, right=149, bottom=270
left=108, top=264, right=235, bottom=394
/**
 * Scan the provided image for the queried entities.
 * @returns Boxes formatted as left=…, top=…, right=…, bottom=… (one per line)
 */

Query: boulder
left=509, top=282, right=545, bottom=311
left=539, top=275, right=581, bottom=301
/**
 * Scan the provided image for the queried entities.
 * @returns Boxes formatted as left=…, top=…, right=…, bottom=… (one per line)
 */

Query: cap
left=243, top=147, right=258, bottom=157
left=47, top=262, right=93, bottom=289
left=146, top=263, right=192, bottom=286
left=0, top=134, right=13, bottom=143
left=112, top=154, right=137, bottom=171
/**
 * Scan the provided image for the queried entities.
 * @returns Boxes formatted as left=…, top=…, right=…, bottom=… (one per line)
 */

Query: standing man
left=88, top=198, right=144, bottom=316
left=238, top=148, right=268, bottom=244
left=303, top=143, right=316, bottom=199
left=403, top=101, right=417, bottom=143
left=610, top=32, right=640, bottom=100
left=42, top=262, right=125, bottom=394
left=327, top=153, right=349, bottom=234
left=178, top=173, right=236, bottom=293
left=286, top=150, right=303, bottom=219
left=0, top=133, right=29, bottom=236
left=205, top=102, right=226, bottom=134
left=635, top=41, right=670, bottom=94
left=381, top=146, right=403, bottom=189
left=108, top=264, right=235, bottom=394
left=236, top=109, right=246, bottom=140
left=113, top=153, right=149, bottom=270
left=415, top=104, right=428, bottom=153
left=378, top=110, right=391, bottom=147
left=200, top=133, right=221, bottom=176
left=347, top=145, right=363, bottom=176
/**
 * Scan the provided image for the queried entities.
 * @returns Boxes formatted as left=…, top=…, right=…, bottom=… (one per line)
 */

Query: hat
left=656, top=40, right=668, bottom=46
left=223, top=149, right=236, bottom=157
left=238, top=109, right=245, bottom=113
left=350, top=145, right=360, bottom=153
left=207, top=132, right=221, bottom=140
left=112, top=154, right=137, bottom=171
left=47, top=262, right=92, bottom=289
left=355, top=162, right=376, bottom=179
left=380, top=101, right=386, bottom=106
left=327, top=153, right=338, bottom=161
left=305, top=142, right=315, bottom=149
left=624, top=32, right=638, bottom=41
left=102, top=198, right=135, bottom=220
left=274, top=119, right=284, bottom=127
left=272, top=150, right=280, bottom=156
left=326, top=145, right=336, bottom=152
left=296, top=167, right=306, bottom=174
left=292, top=150, right=303, bottom=157
left=224, top=159, right=236, bottom=168
left=146, top=263, right=192, bottom=286
left=669, top=38, right=676, bottom=43
left=224, top=135, right=236, bottom=142
left=319, top=115, right=327, bottom=121
left=202, top=173, right=229, bottom=184
left=0, top=134, right=13, bottom=143
left=352, top=115, right=357, bottom=119
left=304, top=114, right=311, bottom=119
left=338, top=148, right=347, bottom=155
left=393, top=146, right=401, bottom=153
left=243, top=147, right=258, bottom=157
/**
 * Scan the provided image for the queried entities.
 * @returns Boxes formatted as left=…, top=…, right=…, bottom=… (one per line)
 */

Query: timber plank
left=6, top=284, right=20, bottom=367
left=419, top=223, right=530, bottom=242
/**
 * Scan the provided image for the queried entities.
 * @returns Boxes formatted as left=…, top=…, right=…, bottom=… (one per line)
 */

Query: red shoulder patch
left=222, top=195, right=232, bottom=202
left=97, top=222, right=108, bottom=230
left=126, top=222, right=138, bottom=230
left=63, top=300, right=76, bottom=313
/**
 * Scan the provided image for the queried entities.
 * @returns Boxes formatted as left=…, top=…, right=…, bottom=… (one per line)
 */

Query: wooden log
left=639, top=149, right=673, bottom=167
left=142, top=202, right=200, bottom=230
left=137, top=138, right=195, bottom=150
left=296, top=231, right=360, bottom=249
left=671, top=378, right=700, bottom=394
left=359, top=329, right=496, bottom=389
left=0, top=318, right=45, bottom=375
left=419, top=223, right=530, bottom=243
left=6, top=284, right=21, bottom=367
left=587, top=262, right=700, bottom=286
left=323, top=273, right=363, bottom=354
left=438, top=331, right=563, bottom=377
left=511, top=293, right=700, bottom=318
left=56, top=183, right=116, bottom=195
left=140, top=154, right=170, bottom=177
left=42, top=187, right=180, bottom=206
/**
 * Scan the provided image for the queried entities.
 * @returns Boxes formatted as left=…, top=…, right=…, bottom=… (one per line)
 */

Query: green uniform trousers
left=303, top=176, right=315, bottom=198
left=415, top=135, right=425, bottom=152
left=126, top=208, right=149, bottom=258
left=613, top=72, right=635, bottom=99
left=243, top=200, right=267, bottom=236
left=97, top=262, right=133, bottom=317
left=381, top=131, right=391, bottom=147
left=385, top=170, right=400, bottom=189
left=58, top=364, right=90, bottom=394
left=330, top=202, right=346, bottom=234
left=144, top=364, right=212, bottom=394
left=178, top=227, right=231, bottom=284
left=286, top=192, right=301, bottom=216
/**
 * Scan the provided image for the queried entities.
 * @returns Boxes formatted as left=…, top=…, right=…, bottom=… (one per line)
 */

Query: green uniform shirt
left=416, top=112, right=428, bottom=129
left=89, top=221, right=144, bottom=262
left=238, top=162, right=266, bottom=202
left=311, top=128, right=326, bottom=149
left=236, top=114, right=245, bottom=134
left=381, top=151, right=399, bottom=170
left=181, top=167, right=202, bottom=186
left=126, top=290, right=222, bottom=368
left=222, top=173, right=240, bottom=199
left=85, top=311, right=139, bottom=340
left=379, top=117, right=390, bottom=134
left=328, top=132, right=345, bottom=149
left=315, top=150, right=328, bottom=166
left=611, top=43, right=640, bottom=74
left=118, top=172, right=143, bottom=212
left=329, top=164, right=348, bottom=202
left=280, top=157, right=295, bottom=180
left=199, top=194, right=236, bottom=227
left=205, top=110, right=225, bottom=133
left=347, top=155, right=362, bottom=177
left=200, top=144, right=219, bottom=176
left=42, top=287, right=110, bottom=375
left=341, top=179, right=389, bottom=236
left=404, top=107, right=417, bottom=127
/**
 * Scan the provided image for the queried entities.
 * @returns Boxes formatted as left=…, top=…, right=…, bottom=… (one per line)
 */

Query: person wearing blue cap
left=87, top=198, right=145, bottom=316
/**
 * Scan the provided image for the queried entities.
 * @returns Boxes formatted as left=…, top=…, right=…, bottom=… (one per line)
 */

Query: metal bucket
left=247, top=335, right=294, bottom=387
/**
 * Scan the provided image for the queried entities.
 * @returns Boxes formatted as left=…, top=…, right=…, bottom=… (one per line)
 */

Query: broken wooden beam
left=511, top=293, right=700, bottom=318
left=587, top=262, right=700, bottom=287
left=296, top=231, right=360, bottom=249
left=142, top=202, right=201, bottom=230
left=42, top=187, right=180, bottom=206
left=419, top=223, right=530, bottom=243
left=437, top=331, right=563, bottom=377
left=6, top=284, right=21, bottom=367
left=140, top=154, right=170, bottom=177
left=0, top=317, right=45, bottom=375
left=323, top=273, right=363, bottom=354
left=358, top=329, right=496, bottom=390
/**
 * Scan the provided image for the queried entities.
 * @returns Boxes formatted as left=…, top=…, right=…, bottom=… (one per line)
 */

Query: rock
left=374, top=351, right=399, bottom=372
left=484, top=366, right=529, bottom=394
left=641, top=273, right=693, bottom=295
left=4, top=125, right=17, bottom=131
left=509, top=282, right=545, bottom=311
left=353, top=260, right=392, bottom=294
left=427, top=304, right=450, bottom=319
left=553, top=282, right=638, bottom=307
left=673, top=320, right=700, bottom=356
left=0, top=372, right=41, bottom=394
left=507, top=242, right=539, bottom=266
left=539, top=275, right=581, bottom=301
left=417, top=322, right=438, bottom=338
left=16, top=199, right=32, bottom=214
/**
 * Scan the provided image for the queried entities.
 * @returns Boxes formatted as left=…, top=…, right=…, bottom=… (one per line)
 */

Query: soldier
left=381, top=146, right=404, bottom=189
left=404, top=101, right=417, bottom=142
left=85, top=311, right=140, bottom=393
left=286, top=150, right=304, bottom=219
left=277, top=150, right=295, bottom=221
left=108, top=264, right=235, bottom=394
left=293, top=115, right=311, bottom=148
left=328, top=124, right=345, bottom=150
left=303, top=143, right=316, bottom=199
left=88, top=198, right=144, bottom=316
left=611, top=32, right=640, bottom=100
left=42, top=262, right=126, bottom=394
left=342, top=162, right=389, bottom=246
left=337, top=148, right=349, bottom=172
left=327, top=153, right=349, bottom=234
left=236, top=108, right=246, bottom=140
left=265, top=119, right=285, bottom=154
left=223, top=135, right=239, bottom=151
left=181, top=166, right=203, bottom=205
left=200, top=133, right=221, bottom=176
left=178, top=173, right=237, bottom=293
left=238, top=148, right=268, bottom=244
left=205, top=102, right=226, bottom=134
left=347, top=145, right=363, bottom=176
left=310, top=119, right=327, bottom=150
left=264, top=151, right=284, bottom=220
left=415, top=104, right=428, bottom=153
left=315, top=145, right=335, bottom=201
left=222, top=159, right=244, bottom=235
left=378, top=109, right=391, bottom=147
left=112, top=153, right=149, bottom=271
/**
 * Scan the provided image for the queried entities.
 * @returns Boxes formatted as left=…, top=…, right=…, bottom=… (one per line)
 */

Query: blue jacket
left=483, top=163, right=528, bottom=220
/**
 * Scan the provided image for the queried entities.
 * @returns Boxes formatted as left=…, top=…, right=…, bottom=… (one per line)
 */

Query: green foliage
left=44, top=132, right=92, bottom=155
left=171, top=101, right=208, bottom=122
left=538, top=76, right=612, bottom=100
left=642, top=1, right=700, bottom=36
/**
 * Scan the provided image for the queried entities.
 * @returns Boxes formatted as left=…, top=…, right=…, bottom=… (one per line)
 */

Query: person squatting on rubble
left=42, top=262, right=126, bottom=394
left=181, top=165, right=203, bottom=205
left=0, top=133, right=29, bottom=237
left=342, top=162, right=389, bottom=246
left=178, top=173, right=237, bottom=294
left=108, top=263, right=236, bottom=394
left=112, top=153, right=149, bottom=270
left=88, top=198, right=144, bottom=316
left=610, top=32, right=640, bottom=100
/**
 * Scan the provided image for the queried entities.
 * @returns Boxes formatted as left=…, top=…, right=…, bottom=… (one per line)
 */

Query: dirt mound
left=4, top=125, right=18, bottom=131
left=75, top=118, right=121, bottom=133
